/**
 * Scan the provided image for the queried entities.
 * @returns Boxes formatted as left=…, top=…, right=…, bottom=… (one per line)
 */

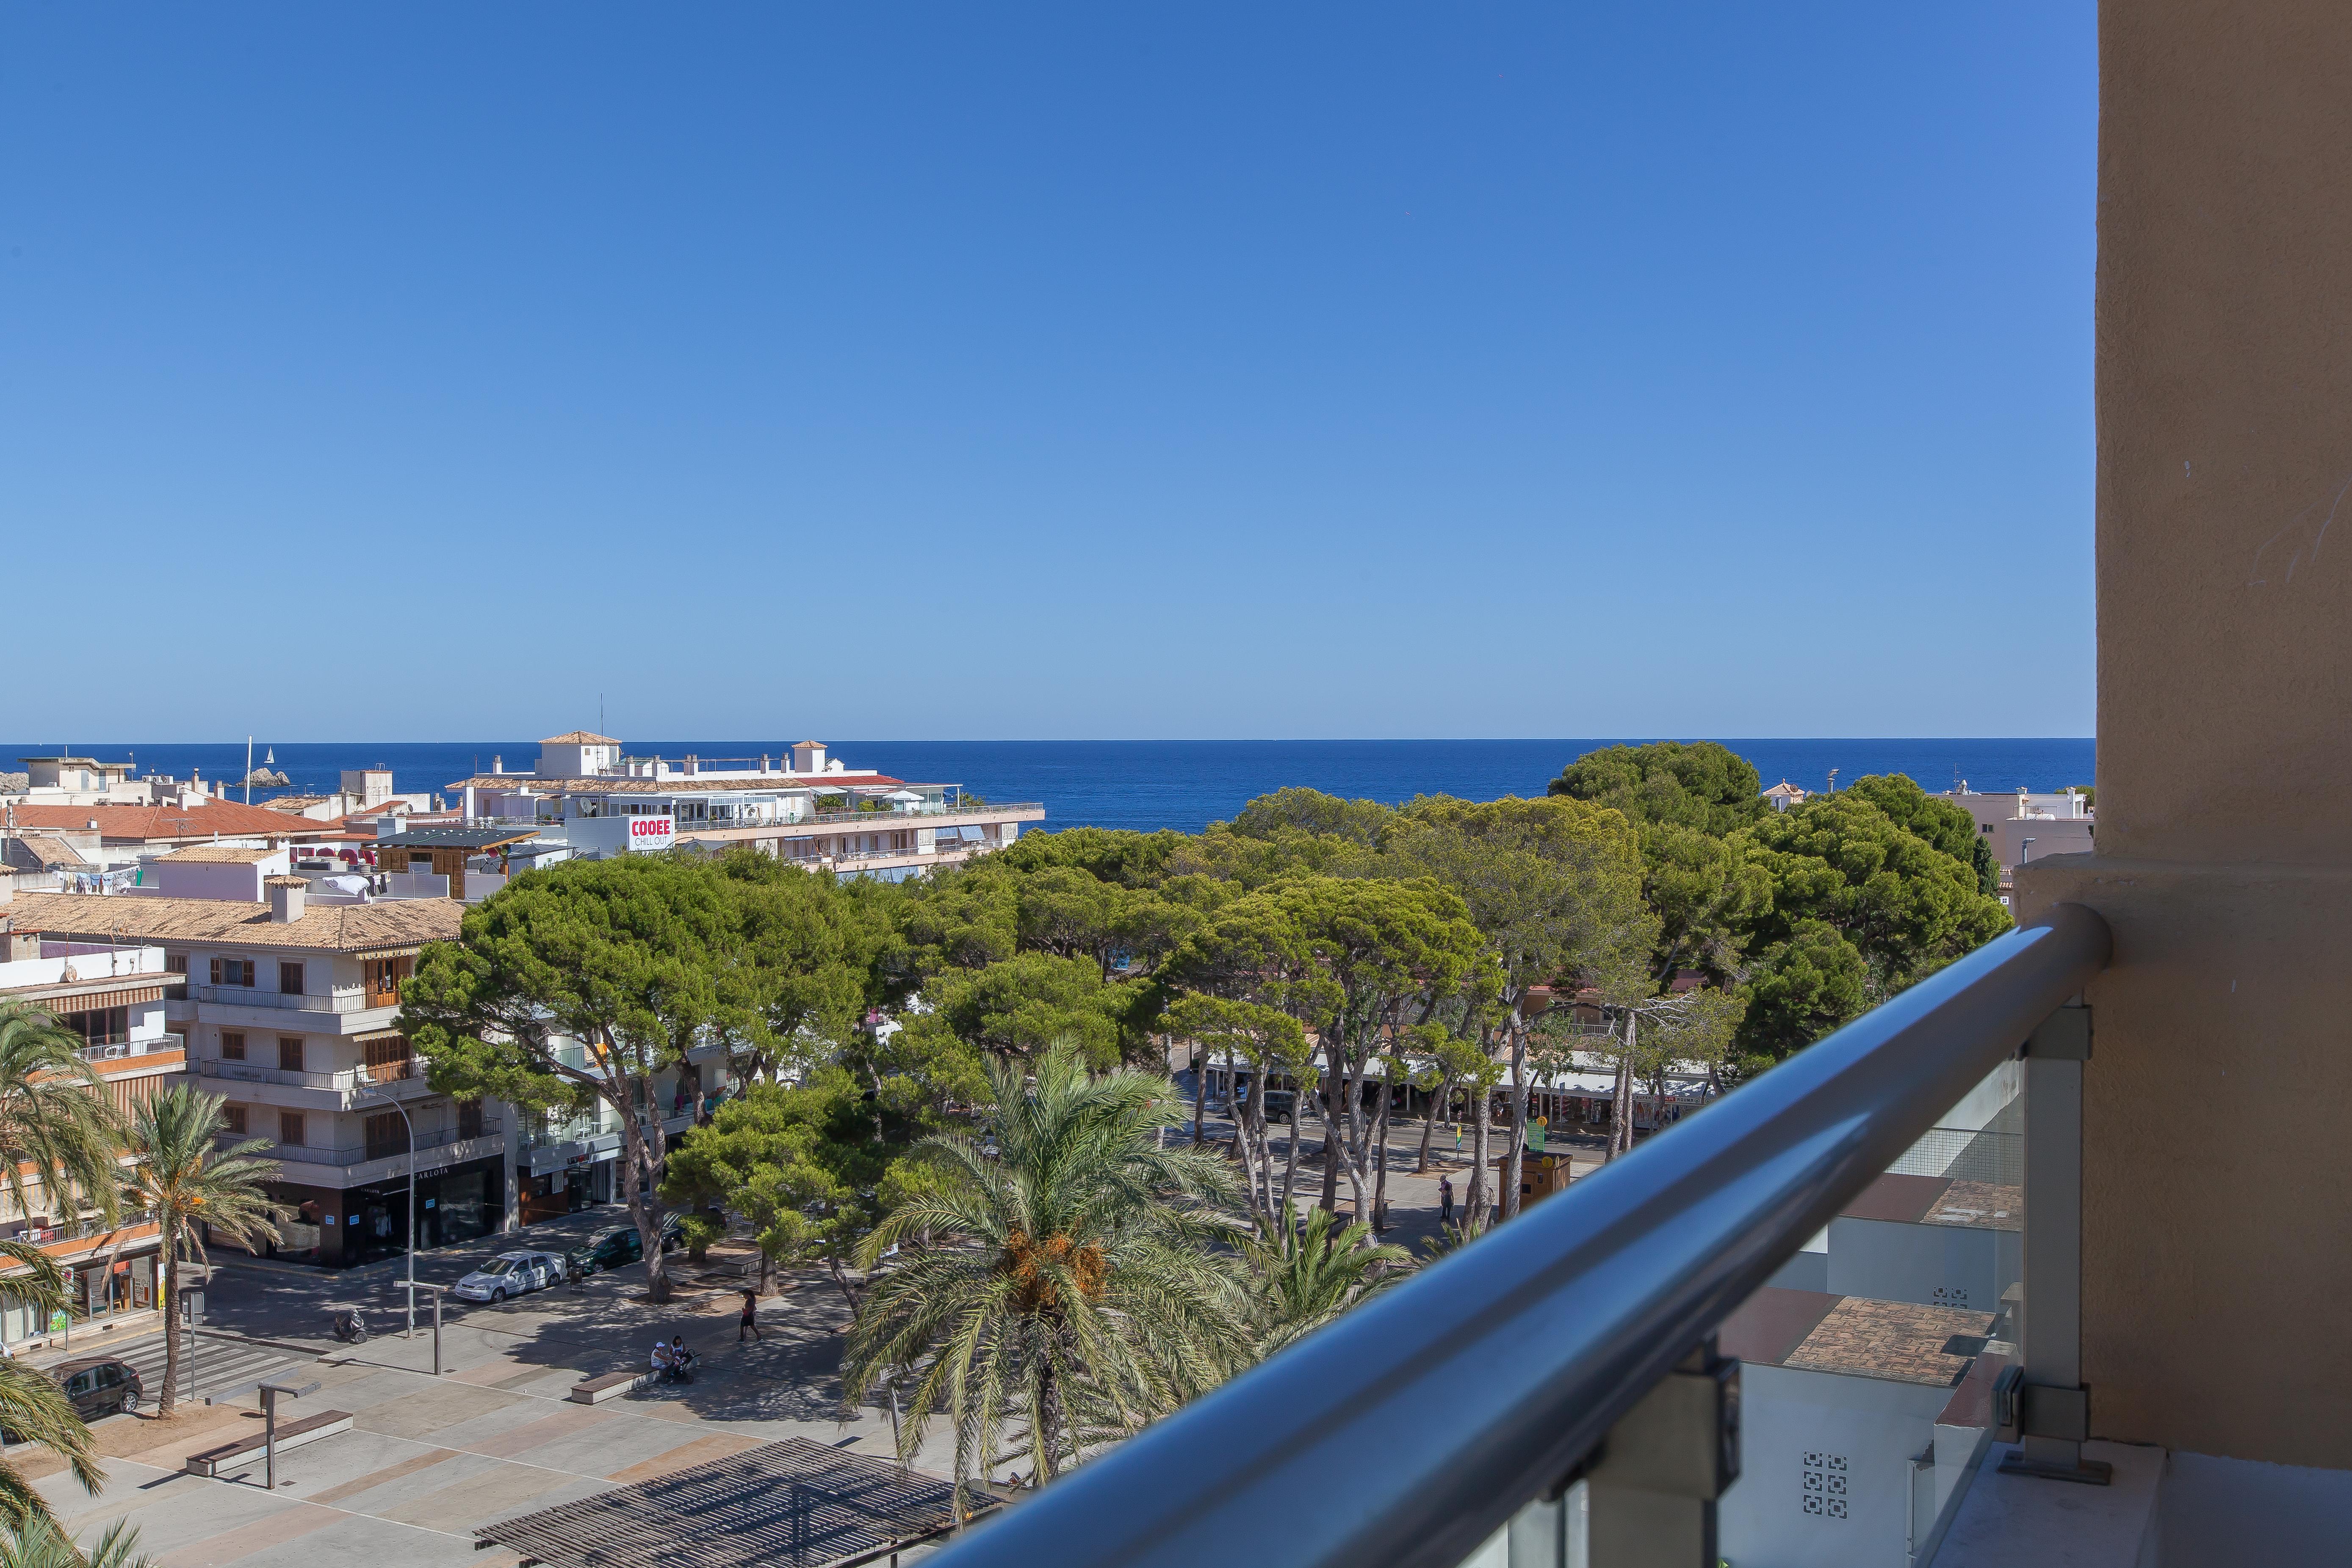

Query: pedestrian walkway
left=113, top=1331, right=302, bottom=1406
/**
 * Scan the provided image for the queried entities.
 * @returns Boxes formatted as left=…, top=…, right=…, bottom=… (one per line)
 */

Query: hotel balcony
left=917, top=7, right=2352, bottom=1565
left=194, top=1052, right=436, bottom=1110
left=219, top=1119, right=504, bottom=1183
left=179, top=982, right=401, bottom=1035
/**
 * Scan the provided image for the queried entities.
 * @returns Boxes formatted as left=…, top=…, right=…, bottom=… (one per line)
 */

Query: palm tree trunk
left=158, top=1224, right=181, bottom=1415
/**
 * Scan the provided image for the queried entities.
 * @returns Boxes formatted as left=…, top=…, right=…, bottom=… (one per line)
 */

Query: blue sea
left=6, top=739, right=2094, bottom=836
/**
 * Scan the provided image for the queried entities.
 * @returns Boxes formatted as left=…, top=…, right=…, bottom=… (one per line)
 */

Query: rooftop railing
left=925, top=904, right=2112, bottom=1568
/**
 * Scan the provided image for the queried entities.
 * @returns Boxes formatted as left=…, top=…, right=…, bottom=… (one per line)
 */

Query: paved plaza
left=14, top=1121, right=1582, bottom=1567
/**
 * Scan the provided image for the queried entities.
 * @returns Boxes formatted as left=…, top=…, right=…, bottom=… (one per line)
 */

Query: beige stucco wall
left=2009, top=1, right=2352, bottom=1469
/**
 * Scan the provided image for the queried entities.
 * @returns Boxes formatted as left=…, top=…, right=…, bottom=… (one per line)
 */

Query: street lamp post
left=359, top=1084, right=418, bottom=1337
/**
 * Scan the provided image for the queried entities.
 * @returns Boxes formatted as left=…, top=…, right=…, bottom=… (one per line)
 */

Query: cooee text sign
left=626, top=816, right=675, bottom=850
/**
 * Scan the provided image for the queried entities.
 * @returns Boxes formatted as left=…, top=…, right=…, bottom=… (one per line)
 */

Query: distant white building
left=1940, top=785, right=2094, bottom=872
left=1762, top=781, right=1810, bottom=813
left=442, top=732, right=1046, bottom=882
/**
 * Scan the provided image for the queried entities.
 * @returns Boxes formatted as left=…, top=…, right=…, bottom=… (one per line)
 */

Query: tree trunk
left=1502, top=1011, right=1530, bottom=1222
left=1191, top=1043, right=1209, bottom=1146
left=1317, top=1047, right=1344, bottom=1213
left=1608, top=1012, right=1638, bottom=1161
left=158, top=1226, right=182, bottom=1415
left=1463, top=1026, right=1495, bottom=1230
left=1370, top=1071, right=1393, bottom=1231
left=619, top=1113, right=670, bottom=1302
left=1415, top=1074, right=1449, bottom=1174
left=825, top=1254, right=862, bottom=1313
left=1279, top=1099, right=1303, bottom=1216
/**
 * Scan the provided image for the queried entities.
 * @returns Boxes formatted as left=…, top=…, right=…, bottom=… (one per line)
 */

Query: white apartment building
left=1, top=884, right=494, bottom=1269
left=0, top=914, right=189, bottom=1342
left=445, top=732, right=1046, bottom=882
left=1940, top=785, right=2095, bottom=872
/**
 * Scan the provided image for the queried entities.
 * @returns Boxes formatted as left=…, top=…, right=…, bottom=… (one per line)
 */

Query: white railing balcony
left=184, top=983, right=377, bottom=1014
left=77, top=1031, right=184, bottom=1064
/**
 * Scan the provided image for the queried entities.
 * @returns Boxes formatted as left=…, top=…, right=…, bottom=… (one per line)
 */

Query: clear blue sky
left=3, top=6, right=2095, bottom=742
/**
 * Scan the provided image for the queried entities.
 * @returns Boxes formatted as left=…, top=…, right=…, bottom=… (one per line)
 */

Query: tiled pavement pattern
left=31, top=1282, right=923, bottom=1568
left=1782, top=1297, right=1999, bottom=1386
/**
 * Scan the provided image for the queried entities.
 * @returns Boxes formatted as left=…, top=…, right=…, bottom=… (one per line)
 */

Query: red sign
left=626, top=816, right=675, bottom=850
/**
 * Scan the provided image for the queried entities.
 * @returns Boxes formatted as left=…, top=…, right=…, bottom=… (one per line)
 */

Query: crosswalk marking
left=109, top=1332, right=302, bottom=1405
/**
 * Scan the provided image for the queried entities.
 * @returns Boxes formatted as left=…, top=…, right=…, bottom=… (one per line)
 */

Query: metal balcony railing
left=219, top=1119, right=502, bottom=1167
left=76, top=1032, right=184, bottom=1063
left=183, top=983, right=378, bottom=1013
left=194, top=1055, right=425, bottom=1095
left=924, top=905, right=2113, bottom=1568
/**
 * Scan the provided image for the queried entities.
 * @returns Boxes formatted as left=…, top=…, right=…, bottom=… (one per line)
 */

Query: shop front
left=340, top=1154, right=507, bottom=1266
left=2, top=1243, right=164, bottom=1346
left=233, top=1154, right=509, bottom=1269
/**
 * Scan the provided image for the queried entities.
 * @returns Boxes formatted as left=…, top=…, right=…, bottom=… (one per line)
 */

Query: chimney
left=759, top=753, right=770, bottom=774
left=266, top=875, right=306, bottom=923
left=493, top=756, right=503, bottom=774
left=684, top=755, right=699, bottom=776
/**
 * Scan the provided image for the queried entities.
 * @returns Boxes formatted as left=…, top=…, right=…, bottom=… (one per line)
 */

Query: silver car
left=452, top=1249, right=566, bottom=1304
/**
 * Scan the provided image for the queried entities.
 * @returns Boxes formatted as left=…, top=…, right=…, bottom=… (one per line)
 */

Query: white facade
left=445, top=733, right=1045, bottom=880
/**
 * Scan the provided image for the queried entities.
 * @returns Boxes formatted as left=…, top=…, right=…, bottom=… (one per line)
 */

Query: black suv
left=564, top=1214, right=683, bottom=1278
left=52, top=1357, right=143, bottom=1420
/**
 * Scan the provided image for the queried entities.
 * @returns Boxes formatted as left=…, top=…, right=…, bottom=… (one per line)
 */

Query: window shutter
left=210, top=957, right=222, bottom=985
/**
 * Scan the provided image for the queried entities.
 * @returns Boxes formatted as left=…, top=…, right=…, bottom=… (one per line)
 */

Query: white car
left=452, top=1250, right=567, bottom=1304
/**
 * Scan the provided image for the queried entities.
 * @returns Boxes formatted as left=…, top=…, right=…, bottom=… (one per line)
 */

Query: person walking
left=738, top=1287, right=765, bottom=1344
left=1439, top=1174, right=1455, bottom=1227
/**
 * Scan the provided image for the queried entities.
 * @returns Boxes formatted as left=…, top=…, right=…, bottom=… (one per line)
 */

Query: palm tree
left=0, top=1239, right=101, bottom=1533
left=1240, top=1201, right=1409, bottom=1359
left=0, top=1515, right=156, bottom=1568
left=843, top=1040, right=1250, bottom=1513
left=119, top=1088, right=287, bottom=1415
left=0, top=1001, right=125, bottom=1233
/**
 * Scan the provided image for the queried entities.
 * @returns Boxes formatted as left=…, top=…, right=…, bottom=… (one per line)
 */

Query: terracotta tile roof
left=5, top=891, right=463, bottom=954
left=1781, top=1297, right=1997, bottom=1386
left=159, top=845, right=280, bottom=864
left=262, top=794, right=335, bottom=810
left=5, top=801, right=335, bottom=843
left=1925, top=1180, right=2023, bottom=1231
left=540, top=730, right=620, bottom=745
left=3, top=835, right=91, bottom=872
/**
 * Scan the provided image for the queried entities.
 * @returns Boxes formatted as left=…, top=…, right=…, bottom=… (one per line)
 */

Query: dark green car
left=564, top=1215, right=683, bottom=1277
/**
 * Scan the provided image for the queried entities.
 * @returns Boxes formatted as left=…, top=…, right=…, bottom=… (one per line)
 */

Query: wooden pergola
left=473, top=1437, right=996, bottom=1568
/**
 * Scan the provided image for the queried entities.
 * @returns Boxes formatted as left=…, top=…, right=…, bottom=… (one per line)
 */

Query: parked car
left=51, top=1357, right=143, bottom=1420
left=452, top=1249, right=567, bottom=1304
left=564, top=1215, right=683, bottom=1278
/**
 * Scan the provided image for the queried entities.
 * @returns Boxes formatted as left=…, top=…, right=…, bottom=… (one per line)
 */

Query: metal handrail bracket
left=927, top=905, right=2112, bottom=1568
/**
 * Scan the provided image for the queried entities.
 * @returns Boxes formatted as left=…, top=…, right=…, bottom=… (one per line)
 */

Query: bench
left=184, top=1411, right=354, bottom=1477
left=570, top=1369, right=653, bottom=1405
